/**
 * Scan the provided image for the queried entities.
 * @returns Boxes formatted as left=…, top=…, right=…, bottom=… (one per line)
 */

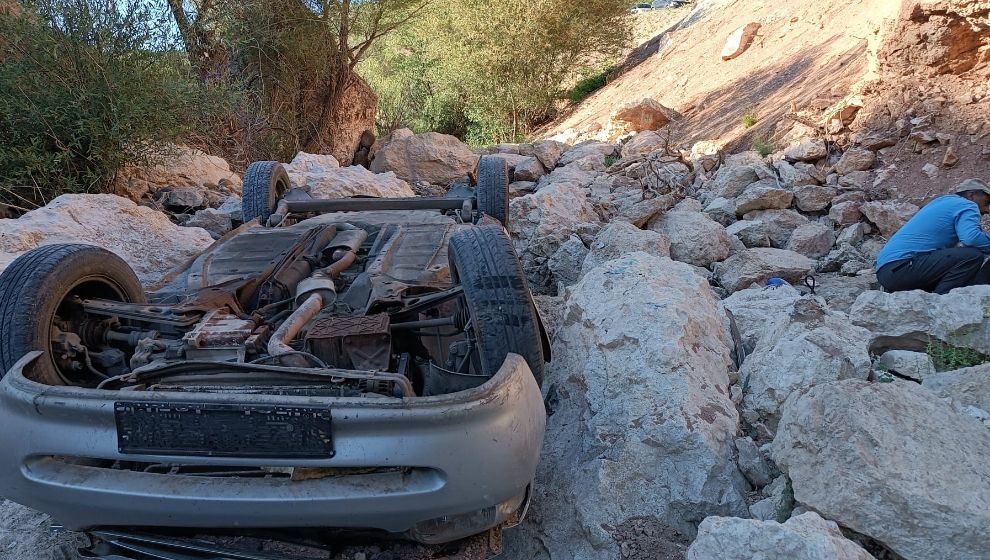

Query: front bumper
left=0, top=353, right=545, bottom=541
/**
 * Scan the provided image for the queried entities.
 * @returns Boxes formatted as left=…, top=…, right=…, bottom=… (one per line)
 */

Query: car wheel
left=0, top=244, right=146, bottom=385
left=448, top=225, right=544, bottom=385
left=475, top=156, right=509, bottom=227
left=242, top=161, right=290, bottom=225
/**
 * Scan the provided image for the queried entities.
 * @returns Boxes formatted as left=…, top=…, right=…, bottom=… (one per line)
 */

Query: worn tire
left=475, top=156, right=509, bottom=227
left=242, top=161, right=290, bottom=224
left=0, top=244, right=145, bottom=385
left=448, top=225, right=544, bottom=384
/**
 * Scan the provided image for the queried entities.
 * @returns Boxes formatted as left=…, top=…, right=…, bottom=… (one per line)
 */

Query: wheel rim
left=46, top=275, right=131, bottom=385
left=270, top=175, right=290, bottom=211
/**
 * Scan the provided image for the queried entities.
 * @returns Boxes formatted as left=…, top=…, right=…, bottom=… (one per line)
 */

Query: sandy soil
left=543, top=0, right=903, bottom=149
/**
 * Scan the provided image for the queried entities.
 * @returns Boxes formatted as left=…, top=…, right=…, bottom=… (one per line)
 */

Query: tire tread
left=449, top=225, right=544, bottom=384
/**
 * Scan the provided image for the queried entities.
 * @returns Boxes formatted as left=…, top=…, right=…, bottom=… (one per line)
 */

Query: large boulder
left=513, top=157, right=547, bottom=182
left=703, top=197, right=737, bottom=226
left=726, top=220, right=771, bottom=248
left=291, top=165, right=416, bottom=198
left=850, top=287, right=990, bottom=355
left=608, top=98, right=675, bottom=135
left=859, top=201, right=918, bottom=237
left=370, top=131, right=478, bottom=185
left=509, top=253, right=749, bottom=557
left=834, top=147, right=876, bottom=175
left=783, top=138, right=827, bottom=162
left=772, top=380, right=990, bottom=560
left=722, top=285, right=803, bottom=354
left=785, top=223, right=835, bottom=258
left=687, top=513, right=875, bottom=560
left=715, top=248, right=814, bottom=293
left=532, top=139, right=568, bottom=169
left=548, top=235, right=589, bottom=291
left=649, top=209, right=732, bottom=267
left=922, top=363, right=990, bottom=411
left=113, top=146, right=241, bottom=202
left=740, top=298, right=872, bottom=428
left=536, top=163, right=600, bottom=191
left=877, top=349, right=936, bottom=381
left=734, top=180, right=793, bottom=216
left=509, top=183, right=601, bottom=291
left=581, top=221, right=671, bottom=276
left=709, top=165, right=760, bottom=199
left=0, top=194, right=213, bottom=285
left=793, top=184, right=837, bottom=212
left=621, top=130, right=666, bottom=159
left=557, top=141, right=618, bottom=168
left=741, top=209, right=808, bottom=248
left=775, top=160, right=820, bottom=188
left=285, top=152, right=339, bottom=174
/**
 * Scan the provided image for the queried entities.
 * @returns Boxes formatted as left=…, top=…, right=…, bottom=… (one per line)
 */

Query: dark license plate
left=115, top=402, right=334, bottom=458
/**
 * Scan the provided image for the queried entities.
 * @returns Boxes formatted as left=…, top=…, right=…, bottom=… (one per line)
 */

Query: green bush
left=570, top=67, right=612, bottom=103
left=927, top=338, right=988, bottom=372
left=741, top=109, right=759, bottom=128
left=752, top=136, right=774, bottom=157
left=0, top=0, right=225, bottom=210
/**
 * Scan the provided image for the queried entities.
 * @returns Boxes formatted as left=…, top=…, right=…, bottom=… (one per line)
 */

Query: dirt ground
left=543, top=0, right=904, bottom=147
left=0, top=500, right=83, bottom=560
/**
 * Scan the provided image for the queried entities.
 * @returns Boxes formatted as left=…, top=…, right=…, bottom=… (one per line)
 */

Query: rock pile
left=461, top=127, right=928, bottom=304
left=494, top=127, right=990, bottom=559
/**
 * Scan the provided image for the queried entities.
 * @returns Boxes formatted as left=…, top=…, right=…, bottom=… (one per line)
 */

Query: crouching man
left=876, top=179, right=990, bottom=294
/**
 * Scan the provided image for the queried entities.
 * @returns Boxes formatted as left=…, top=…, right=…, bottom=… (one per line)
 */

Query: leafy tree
left=167, top=0, right=428, bottom=162
left=0, top=0, right=222, bottom=209
left=361, top=0, right=631, bottom=144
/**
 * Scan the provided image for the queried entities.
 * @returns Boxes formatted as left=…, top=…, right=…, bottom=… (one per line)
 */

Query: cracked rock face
left=509, top=183, right=602, bottom=292
left=0, top=194, right=213, bottom=285
left=850, top=286, right=990, bottom=355
left=506, top=253, right=749, bottom=558
left=687, top=512, right=875, bottom=560
left=772, top=380, right=990, bottom=560
left=739, top=298, right=872, bottom=429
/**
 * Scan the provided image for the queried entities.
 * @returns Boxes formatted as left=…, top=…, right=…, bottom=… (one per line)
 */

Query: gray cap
left=954, top=178, right=990, bottom=196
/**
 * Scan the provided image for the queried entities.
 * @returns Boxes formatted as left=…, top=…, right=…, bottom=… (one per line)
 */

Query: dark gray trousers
left=877, top=247, right=990, bottom=295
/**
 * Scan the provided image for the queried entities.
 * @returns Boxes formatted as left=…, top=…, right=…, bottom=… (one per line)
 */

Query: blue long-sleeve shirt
left=875, top=195, right=990, bottom=270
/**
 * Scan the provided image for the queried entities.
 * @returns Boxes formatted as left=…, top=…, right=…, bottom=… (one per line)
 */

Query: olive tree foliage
left=361, top=0, right=632, bottom=144
left=0, top=0, right=220, bottom=209
left=166, top=0, right=427, bottom=162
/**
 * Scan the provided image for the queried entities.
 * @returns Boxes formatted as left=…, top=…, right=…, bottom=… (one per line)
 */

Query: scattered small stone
left=943, top=145, right=959, bottom=167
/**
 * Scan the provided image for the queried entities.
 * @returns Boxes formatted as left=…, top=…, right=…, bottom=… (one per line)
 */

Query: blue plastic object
left=765, top=277, right=788, bottom=289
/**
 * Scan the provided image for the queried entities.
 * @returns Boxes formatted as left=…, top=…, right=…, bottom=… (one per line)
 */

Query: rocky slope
left=545, top=0, right=990, bottom=203
left=1, top=1, right=989, bottom=558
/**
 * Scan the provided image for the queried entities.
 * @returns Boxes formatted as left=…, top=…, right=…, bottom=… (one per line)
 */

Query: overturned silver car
left=0, top=156, right=548, bottom=552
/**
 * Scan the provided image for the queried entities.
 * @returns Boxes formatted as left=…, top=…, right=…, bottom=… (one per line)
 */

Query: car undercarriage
left=0, top=157, right=549, bottom=553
